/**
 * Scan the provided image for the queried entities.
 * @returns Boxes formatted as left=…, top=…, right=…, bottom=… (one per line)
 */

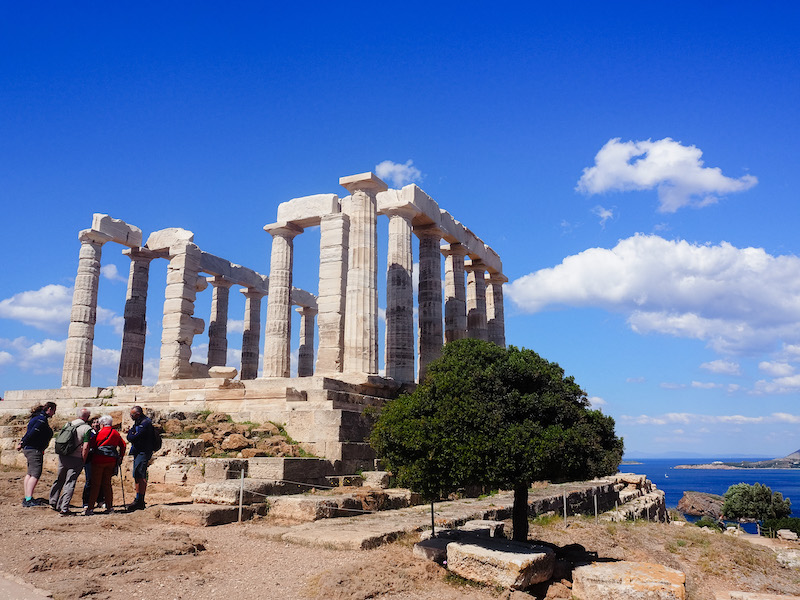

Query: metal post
left=431, top=502, right=436, bottom=538
left=594, top=494, right=598, bottom=523
left=238, top=469, right=245, bottom=523
left=563, top=492, right=567, bottom=527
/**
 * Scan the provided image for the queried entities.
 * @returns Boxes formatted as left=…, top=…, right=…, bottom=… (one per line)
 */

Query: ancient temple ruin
left=4, top=172, right=506, bottom=470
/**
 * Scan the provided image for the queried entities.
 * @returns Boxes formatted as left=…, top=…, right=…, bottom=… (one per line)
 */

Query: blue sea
left=622, top=458, right=800, bottom=519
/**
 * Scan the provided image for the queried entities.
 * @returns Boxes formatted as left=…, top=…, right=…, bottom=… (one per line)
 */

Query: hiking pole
left=120, top=461, right=127, bottom=508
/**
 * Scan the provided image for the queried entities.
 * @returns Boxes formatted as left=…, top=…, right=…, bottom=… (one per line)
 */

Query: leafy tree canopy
left=370, top=339, right=624, bottom=540
left=722, top=482, right=791, bottom=522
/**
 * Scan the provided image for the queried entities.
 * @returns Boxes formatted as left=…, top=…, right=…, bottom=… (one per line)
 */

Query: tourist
left=126, top=406, right=155, bottom=512
left=17, top=402, right=57, bottom=507
left=85, top=415, right=125, bottom=515
left=49, top=407, right=92, bottom=516
left=81, top=415, right=104, bottom=509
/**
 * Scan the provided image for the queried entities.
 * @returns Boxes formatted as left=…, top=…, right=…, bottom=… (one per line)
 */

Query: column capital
left=296, top=305, right=319, bottom=316
left=207, top=275, right=235, bottom=289
left=263, top=221, right=304, bottom=238
left=440, top=242, right=468, bottom=257
left=78, top=229, right=113, bottom=246
left=487, top=272, right=509, bottom=284
left=383, top=205, right=418, bottom=220
left=413, top=223, right=443, bottom=239
left=464, top=258, right=486, bottom=273
left=122, top=247, right=161, bottom=262
left=240, top=287, right=267, bottom=300
left=339, top=172, right=388, bottom=194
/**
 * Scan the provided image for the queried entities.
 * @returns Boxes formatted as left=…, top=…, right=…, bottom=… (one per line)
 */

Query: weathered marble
left=315, top=213, right=349, bottom=373
left=240, top=288, right=266, bottom=380
left=385, top=207, right=416, bottom=383
left=465, top=259, right=488, bottom=341
left=443, top=243, right=468, bottom=343
left=297, top=306, right=317, bottom=377
left=118, top=248, right=157, bottom=385
left=486, top=272, right=507, bottom=347
left=416, top=225, right=444, bottom=382
left=207, top=276, right=234, bottom=368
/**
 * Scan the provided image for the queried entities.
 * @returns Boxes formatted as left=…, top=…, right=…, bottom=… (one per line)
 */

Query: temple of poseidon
left=2, top=172, right=506, bottom=471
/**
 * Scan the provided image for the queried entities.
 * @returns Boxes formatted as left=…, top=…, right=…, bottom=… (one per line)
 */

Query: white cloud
left=587, top=396, right=606, bottom=408
left=691, top=381, right=722, bottom=389
left=0, top=351, right=13, bottom=366
left=700, top=359, right=740, bottom=375
left=660, top=382, right=686, bottom=390
left=375, top=160, right=422, bottom=188
left=758, top=361, right=794, bottom=377
left=753, top=374, right=800, bottom=395
left=577, top=138, right=757, bottom=212
left=507, top=235, right=800, bottom=354
left=227, top=319, right=245, bottom=335
left=591, top=205, right=614, bottom=228
left=621, top=412, right=797, bottom=426
left=0, top=285, right=72, bottom=332
left=100, top=264, right=127, bottom=282
left=626, top=376, right=646, bottom=383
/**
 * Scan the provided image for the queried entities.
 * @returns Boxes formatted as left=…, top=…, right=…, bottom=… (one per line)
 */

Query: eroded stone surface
left=572, top=561, right=686, bottom=600
left=446, top=539, right=555, bottom=590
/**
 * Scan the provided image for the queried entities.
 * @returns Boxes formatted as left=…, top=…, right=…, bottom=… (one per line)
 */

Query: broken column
left=117, top=248, right=157, bottom=385
left=340, top=172, right=387, bottom=375
left=316, top=213, right=349, bottom=373
left=442, top=243, right=468, bottom=343
left=416, top=224, right=444, bottom=382
left=240, top=288, right=266, bottom=380
left=466, top=259, right=488, bottom=341
left=297, top=306, right=317, bottom=377
left=486, top=273, right=507, bottom=348
left=263, top=222, right=303, bottom=378
left=62, top=230, right=111, bottom=387
left=207, top=276, right=234, bottom=368
left=384, top=206, right=416, bottom=383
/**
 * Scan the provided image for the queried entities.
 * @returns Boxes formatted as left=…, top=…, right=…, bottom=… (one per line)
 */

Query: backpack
left=54, top=422, right=81, bottom=456
left=152, top=426, right=163, bottom=452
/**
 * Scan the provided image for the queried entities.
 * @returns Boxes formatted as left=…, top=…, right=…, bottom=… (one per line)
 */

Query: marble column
left=315, top=213, right=349, bottom=373
left=263, top=222, right=303, bottom=378
left=384, top=207, right=415, bottom=383
left=296, top=306, right=318, bottom=377
left=486, top=273, right=507, bottom=348
left=62, top=229, right=111, bottom=387
left=340, top=173, right=387, bottom=375
left=207, top=276, right=234, bottom=368
left=240, top=288, right=266, bottom=380
left=466, top=259, right=488, bottom=341
left=416, top=224, right=444, bottom=382
left=158, top=242, right=206, bottom=381
left=117, top=248, right=156, bottom=385
left=442, top=243, right=468, bottom=344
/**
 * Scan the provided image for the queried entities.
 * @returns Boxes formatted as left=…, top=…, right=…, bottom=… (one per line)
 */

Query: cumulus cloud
left=577, top=138, right=757, bottom=212
left=507, top=235, right=800, bottom=354
left=660, top=382, right=686, bottom=390
left=700, top=359, right=740, bottom=375
left=100, top=264, right=127, bottom=282
left=620, top=412, right=797, bottom=426
left=626, top=376, right=646, bottom=383
left=0, top=351, right=13, bottom=366
left=0, top=285, right=72, bottom=332
left=758, top=361, right=794, bottom=377
left=375, top=160, right=422, bottom=188
left=591, top=205, right=614, bottom=228
left=753, top=374, right=800, bottom=395
left=587, top=396, right=606, bottom=408
left=691, top=381, right=722, bottom=389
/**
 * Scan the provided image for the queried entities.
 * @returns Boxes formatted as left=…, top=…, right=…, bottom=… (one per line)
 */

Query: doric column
left=296, top=306, right=318, bottom=377
left=263, top=222, right=303, bottom=378
left=207, top=276, right=234, bottom=368
left=340, top=172, right=387, bottom=375
left=117, top=248, right=157, bottom=385
left=466, top=259, right=488, bottom=341
left=62, top=229, right=111, bottom=387
left=415, top=224, right=444, bottom=382
left=384, top=207, right=415, bottom=383
left=159, top=242, right=206, bottom=381
left=442, top=243, right=468, bottom=344
left=240, top=287, right=266, bottom=380
left=315, top=213, right=349, bottom=373
left=486, top=273, right=508, bottom=348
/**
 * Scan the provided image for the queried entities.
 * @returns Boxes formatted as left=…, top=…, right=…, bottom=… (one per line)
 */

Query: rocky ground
left=2, top=468, right=800, bottom=600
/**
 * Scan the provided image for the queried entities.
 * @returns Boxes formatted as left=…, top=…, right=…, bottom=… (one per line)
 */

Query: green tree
left=370, top=339, right=624, bottom=542
left=722, top=483, right=791, bottom=522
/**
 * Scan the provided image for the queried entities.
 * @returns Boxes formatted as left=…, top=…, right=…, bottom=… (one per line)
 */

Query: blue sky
left=2, top=3, right=799, bottom=457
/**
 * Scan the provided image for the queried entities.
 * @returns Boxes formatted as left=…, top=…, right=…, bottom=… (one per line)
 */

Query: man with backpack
left=126, top=406, right=156, bottom=512
left=49, top=407, right=92, bottom=516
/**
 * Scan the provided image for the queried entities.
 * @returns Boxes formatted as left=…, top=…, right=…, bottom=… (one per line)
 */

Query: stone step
left=156, top=502, right=268, bottom=526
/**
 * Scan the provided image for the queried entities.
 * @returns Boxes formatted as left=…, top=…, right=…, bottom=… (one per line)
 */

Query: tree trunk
left=512, top=485, right=529, bottom=542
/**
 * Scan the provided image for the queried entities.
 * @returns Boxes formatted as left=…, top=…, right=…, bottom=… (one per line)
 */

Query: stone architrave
left=207, top=276, right=234, bottom=368
left=315, top=213, right=349, bottom=373
left=263, top=222, right=303, bottom=378
left=442, top=243, right=468, bottom=344
left=340, top=172, right=387, bottom=375
left=296, top=306, right=318, bottom=377
left=158, top=242, right=205, bottom=381
left=486, top=272, right=507, bottom=348
left=117, top=248, right=157, bottom=385
left=415, top=224, right=444, bottom=382
left=384, top=207, right=415, bottom=383
left=240, top=288, right=266, bottom=380
left=62, top=229, right=112, bottom=387
left=466, top=259, right=488, bottom=341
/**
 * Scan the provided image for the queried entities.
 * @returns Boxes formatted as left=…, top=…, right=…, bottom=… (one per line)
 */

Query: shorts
left=23, top=448, right=44, bottom=478
left=132, top=452, right=152, bottom=480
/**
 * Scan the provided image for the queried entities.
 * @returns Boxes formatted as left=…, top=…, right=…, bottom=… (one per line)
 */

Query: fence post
left=594, top=494, right=598, bottom=523
left=238, top=469, right=245, bottom=523
left=563, top=492, right=567, bottom=527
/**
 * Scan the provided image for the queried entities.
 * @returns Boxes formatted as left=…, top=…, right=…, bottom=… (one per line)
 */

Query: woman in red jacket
left=85, top=415, right=126, bottom=515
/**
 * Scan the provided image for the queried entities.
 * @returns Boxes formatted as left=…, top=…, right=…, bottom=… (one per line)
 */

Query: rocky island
left=676, top=449, right=800, bottom=469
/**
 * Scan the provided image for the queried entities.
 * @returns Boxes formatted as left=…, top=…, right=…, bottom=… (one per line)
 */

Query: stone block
left=413, top=538, right=449, bottom=564
left=146, top=228, right=194, bottom=252
left=266, top=496, right=347, bottom=523
left=447, top=539, right=555, bottom=590
left=0, top=451, right=26, bottom=469
left=157, top=503, right=267, bottom=526
left=362, top=470, right=392, bottom=488
left=209, top=366, right=238, bottom=379
left=157, top=438, right=204, bottom=458
left=192, top=479, right=283, bottom=505
left=572, top=562, right=686, bottom=600
left=277, top=193, right=340, bottom=228
left=91, top=214, right=143, bottom=247
left=203, top=458, right=247, bottom=480
left=460, top=519, right=505, bottom=538
left=165, top=461, right=204, bottom=485
left=777, top=529, right=799, bottom=541
left=727, top=593, right=800, bottom=599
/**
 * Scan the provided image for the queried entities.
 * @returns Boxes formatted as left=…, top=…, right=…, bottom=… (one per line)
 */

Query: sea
left=622, top=457, right=800, bottom=521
